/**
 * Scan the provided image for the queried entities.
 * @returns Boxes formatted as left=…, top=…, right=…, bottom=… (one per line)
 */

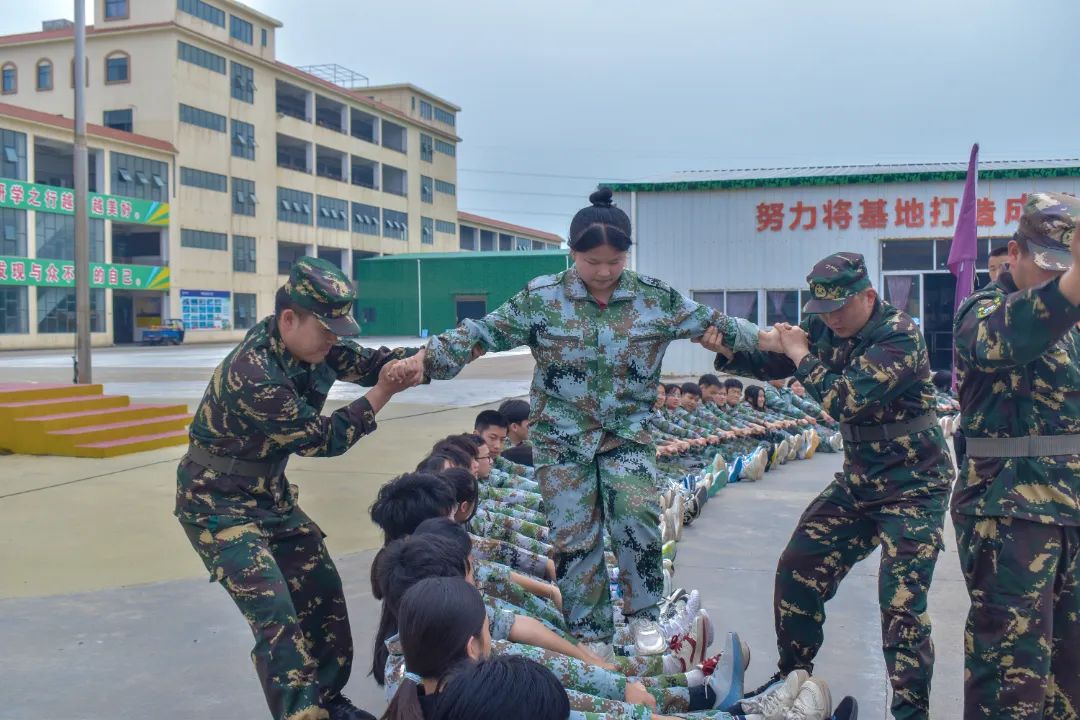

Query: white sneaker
left=740, top=670, right=810, bottom=719
left=582, top=640, right=615, bottom=664
left=629, top=617, right=667, bottom=656
left=784, top=677, right=832, bottom=720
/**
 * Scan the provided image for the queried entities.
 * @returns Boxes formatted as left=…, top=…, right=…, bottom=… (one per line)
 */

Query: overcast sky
left=4, top=1, right=1079, bottom=236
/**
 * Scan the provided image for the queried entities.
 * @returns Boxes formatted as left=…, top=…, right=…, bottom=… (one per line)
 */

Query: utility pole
left=73, top=0, right=92, bottom=383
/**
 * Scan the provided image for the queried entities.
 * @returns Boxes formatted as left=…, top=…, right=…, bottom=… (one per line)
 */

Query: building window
left=515, top=236, right=531, bottom=251
left=435, top=179, right=455, bottom=196
left=479, top=230, right=495, bottom=251
left=277, top=134, right=310, bottom=173
left=233, top=235, right=256, bottom=273
left=103, top=109, right=133, bottom=132
left=177, top=40, right=226, bottom=73
left=105, top=0, right=129, bottom=19
left=420, top=133, right=433, bottom=162
left=105, top=52, right=130, bottom=84
left=350, top=155, right=378, bottom=189
left=381, top=121, right=407, bottom=153
left=435, top=219, right=456, bottom=235
left=233, top=292, right=257, bottom=329
left=179, top=103, right=226, bottom=132
left=231, top=118, right=255, bottom=160
left=277, top=187, right=313, bottom=225
left=382, top=165, right=407, bottom=197
left=765, top=290, right=799, bottom=326
left=232, top=177, right=256, bottom=216
left=36, top=214, right=104, bottom=262
left=692, top=290, right=759, bottom=323
left=499, top=233, right=513, bottom=251
left=36, top=60, right=52, bottom=91
left=316, top=195, right=349, bottom=231
left=261, top=28, right=268, bottom=47
left=351, top=202, right=380, bottom=236
left=111, top=152, right=168, bottom=201
left=420, top=175, right=433, bottom=204
left=230, top=15, right=254, bottom=44
left=2, top=63, right=16, bottom=94
left=419, top=100, right=433, bottom=120
left=350, top=109, right=377, bottom=143
left=882, top=239, right=934, bottom=271
left=178, top=0, right=226, bottom=27
left=434, top=139, right=456, bottom=157
left=315, top=145, right=346, bottom=182
left=275, top=80, right=309, bottom=121
left=180, top=166, right=227, bottom=192
left=230, top=61, right=254, bottom=103
left=434, top=107, right=456, bottom=127
left=383, top=209, right=407, bottom=240
left=421, top=216, right=434, bottom=245
left=459, top=225, right=476, bottom=251
left=277, top=242, right=306, bottom=275
left=532, top=239, right=547, bottom=251
left=1, top=129, right=28, bottom=180
left=181, top=228, right=228, bottom=251
left=38, top=287, right=104, bottom=333
left=1, top=208, right=27, bottom=256
left=0, top=286, right=29, bottom=334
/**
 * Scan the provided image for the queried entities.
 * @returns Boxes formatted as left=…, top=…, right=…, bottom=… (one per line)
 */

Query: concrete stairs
left=0, top=383, right=190, bottom=458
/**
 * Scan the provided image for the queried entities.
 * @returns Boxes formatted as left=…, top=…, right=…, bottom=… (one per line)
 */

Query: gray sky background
left=4, top=1, right=1079, bottom=237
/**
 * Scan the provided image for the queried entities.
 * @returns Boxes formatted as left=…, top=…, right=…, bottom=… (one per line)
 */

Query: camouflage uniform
left=717, top=252, right=953, bottom=720
left=424, top=266, right=760, bottom=642
left=952, top=193, right=1080, bottom=720
left=176, top=257, right=418, bottom=720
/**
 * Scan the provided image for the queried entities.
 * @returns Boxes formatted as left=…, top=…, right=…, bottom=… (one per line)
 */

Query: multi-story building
left=0, top=0, right=561, bottom=348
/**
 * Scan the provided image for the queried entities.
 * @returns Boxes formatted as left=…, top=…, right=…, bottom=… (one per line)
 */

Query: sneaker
left=784, top=677, right=832, bottom=720
left=581, top=640, right=616, bottom=664
left=659, top=589, right=700, bottom=640
left=662, top=540, right=678, bottom=563
left=667, top=609, right=712, bottom=672
left=737, top=670, right=809, bottom=719
left=744, top=672, right=785, bottom=699
left=700, top=634, right=752, bottom=674
left=326, top=695, right=376, bottom=720
left=707, top=631, right=746, bottom=711
left=828, top=433, right=843, bottom=452
left=831, top=696, right=858, bottom=720
left=629, top=617, right=667, bottom=655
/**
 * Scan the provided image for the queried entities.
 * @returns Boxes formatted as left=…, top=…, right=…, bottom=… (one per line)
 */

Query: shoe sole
left=710, top=632, right=745, bottom=712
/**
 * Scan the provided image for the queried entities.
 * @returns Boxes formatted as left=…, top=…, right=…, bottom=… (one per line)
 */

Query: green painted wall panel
left=354, top=251, right=569, bottom=336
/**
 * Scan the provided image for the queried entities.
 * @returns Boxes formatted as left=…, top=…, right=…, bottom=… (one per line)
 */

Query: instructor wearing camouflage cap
left=952, top=192, right=1080, bottom=719
left=176, top=256, right=421, bottom=720
left=701, top=251, right=954, bottom=720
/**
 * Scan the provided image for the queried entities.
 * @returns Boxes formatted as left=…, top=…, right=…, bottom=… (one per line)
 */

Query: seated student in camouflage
left=500, top=398, right=535, bottom=453
left=952, top=192, right=1080, bottom=720
left=176, top=256, right=421, bottom=720
left=701, top=251, right=953, bottom=720
left=401, top=188, right=770, bottom=660
left=374, top=526, right=752, bottom=719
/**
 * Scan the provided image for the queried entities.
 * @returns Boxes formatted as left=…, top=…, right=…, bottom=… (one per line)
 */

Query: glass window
left=435, top=219, right=456, bottom=235
left=479, top=230, right=495, bottom=251
left=111, top=152, right=168, bottom=201
left=765, top=290, right=799, bottom=325
left=230, top=15, right=254, bottom=44
left=276, top=187, right=313, bottom=225
left=231, top=61, right=254, bottom=103
left=36, top=214, right=104, bottom=262
left=38, top=287, right=104, bottom=333
left=105, top=0, right=129, bottom=18
left=692, top=291, right=724, bottom=312
left=881, top=239, right=934, bottom=271
left=435, top=179, right=456, bottom=196
left=261, top=28, right=268, bottom=47
left=420, top=133, right=433, bottom=162
left=1, top=209, right=27, bottom=255
left=459, top=225, right=476, bottom=251
left=232, top=235, right=256, bottom=273
left=180, top=229, right=228, bottom=251
left=103, top=109, right=133, bottom=132
left=434, top=107, right=456, bottom=127
left=420, top=176, right=433, bottom=204
left=233, top=292, right=257, bottom=329
left=36, top=61, right=52, bottom=91
left=383, top=209, right=407, bottom=240
left=434, top=139, right=456, bottom=157
left=232, top=177, right=256, bottom=216
left=231, top=119, right=255, bottom=160
left=2, top=64, right=17, bottom=94
left=351, top=203, right=380, bottom=236
left=177, top=41, right=226, bottom=73
left=499, top=233, right=512, bottom=251
left=178, top=0, right=226, bottom=27
left=180, top=167, right=227, bottom=192
left=0, top=286, right=28, bottom=334
left=725, top=291, right=758, bottom=323
left=882, top=274, right=921, bottom=321
left=179, top=103, right=226, bottom=132
left=316, top=195, right=349, bottom=231
left=105, top=53, right=129, bottom=84
left=421, top=216, right=434, bottom=245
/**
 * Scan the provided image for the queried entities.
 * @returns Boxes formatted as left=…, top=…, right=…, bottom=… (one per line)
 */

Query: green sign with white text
left=0, top=177, right=170, bottom=226
left=0, top=256, right=170, bottom=290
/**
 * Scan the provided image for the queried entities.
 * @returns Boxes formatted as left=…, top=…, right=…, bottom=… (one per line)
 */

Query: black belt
left=839, top=413, right=937, bottom=444
left=966, top=434, right=1080, bottom=458
left=184, top=444, right=290, bottom=478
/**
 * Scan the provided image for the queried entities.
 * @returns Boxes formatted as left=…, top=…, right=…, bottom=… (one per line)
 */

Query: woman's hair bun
left=589, top=187, right=614, bottom=208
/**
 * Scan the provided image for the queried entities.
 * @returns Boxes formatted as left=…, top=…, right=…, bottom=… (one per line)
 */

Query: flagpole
left=73, top=0, right=92, bottom=383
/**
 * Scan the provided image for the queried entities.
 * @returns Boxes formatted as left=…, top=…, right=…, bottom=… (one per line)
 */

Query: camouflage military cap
left=1016, top=192, right=1078, bottom=271
left=283, top=256, right=360, bottom=336
left=802, top=251, right=872, bottom=314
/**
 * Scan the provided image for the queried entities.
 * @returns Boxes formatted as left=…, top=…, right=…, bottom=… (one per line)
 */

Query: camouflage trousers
left=538, top=439, right=662, bottom=642
left=953, top=514, right=1080, bottom=720
left=773, top=474, right=945, bottom=720
left=181, top=518, right=351, bottom=720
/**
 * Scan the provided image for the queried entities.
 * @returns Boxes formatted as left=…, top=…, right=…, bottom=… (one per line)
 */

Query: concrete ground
left=0, top=341, right=968, bottom=719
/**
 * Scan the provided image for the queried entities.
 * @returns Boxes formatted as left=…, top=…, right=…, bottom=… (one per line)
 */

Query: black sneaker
left=831, top=696, right=858, bottom=720
left=742, top=671, right=784, bottom=699
left=326, top=695, right=375, bottom=720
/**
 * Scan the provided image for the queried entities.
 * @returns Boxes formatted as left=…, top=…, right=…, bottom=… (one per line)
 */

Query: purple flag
left=948, top=143, right=979, bottom=390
